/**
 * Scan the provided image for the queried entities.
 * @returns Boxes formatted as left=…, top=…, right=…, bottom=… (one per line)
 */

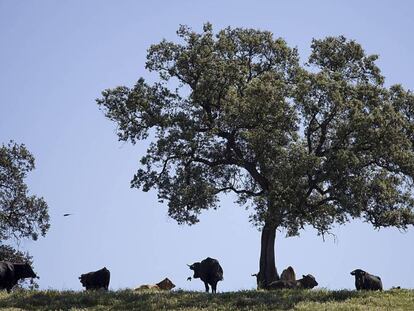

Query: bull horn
left=187, top=264, right=191, bottom=267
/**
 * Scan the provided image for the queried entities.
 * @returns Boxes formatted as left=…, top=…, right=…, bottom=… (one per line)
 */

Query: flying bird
left=63, top=213, right=73, bottom=217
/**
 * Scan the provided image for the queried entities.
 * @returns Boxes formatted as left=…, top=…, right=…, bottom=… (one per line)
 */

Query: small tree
left=98, top=24, right=414, bottom=288
left=0, top=141, right=50, bottom=288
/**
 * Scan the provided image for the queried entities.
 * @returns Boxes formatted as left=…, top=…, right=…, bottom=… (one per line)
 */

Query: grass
left=0, top=288, right=412, bottom=310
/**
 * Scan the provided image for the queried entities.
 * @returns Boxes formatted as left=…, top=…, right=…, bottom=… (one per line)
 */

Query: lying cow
left=350, top=269, right=382, bottom=291
left=188, top=257, right=223, bottom=293
left=280, top=266, right=296, bottom=282
left=268, top=274, right=318, bottom=290
left=135, top=277, right=176, bottom=291
left=79, top=267, right=110, bottom=290
left=0, top=262, right=38, bottom=292
left=251, top=266, right=296, bottom=289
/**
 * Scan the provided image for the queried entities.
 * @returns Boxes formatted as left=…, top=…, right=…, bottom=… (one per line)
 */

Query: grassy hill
left=0, top=288, right=412, bottom=310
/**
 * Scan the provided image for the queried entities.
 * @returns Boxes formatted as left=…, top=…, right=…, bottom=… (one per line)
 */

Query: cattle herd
left=0, top=257, right=386, bottom=292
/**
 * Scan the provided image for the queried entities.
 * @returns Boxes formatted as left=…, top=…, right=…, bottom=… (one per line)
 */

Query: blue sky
left=1, top=0, right=413, bottom=291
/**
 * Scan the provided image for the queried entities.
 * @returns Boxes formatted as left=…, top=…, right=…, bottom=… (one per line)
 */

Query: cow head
left=188, top=262, right=201, bottom=279
left=79, top=274, right=88, bottom=286
left=156, top=278, right=176, bottom=290
left=19, top=263, right=38, bottom=279
left=301, top=274, right=318, bottom=289
left=350, top=269, right=367, bottom=290
left=350, top=269, right=366, bottom=277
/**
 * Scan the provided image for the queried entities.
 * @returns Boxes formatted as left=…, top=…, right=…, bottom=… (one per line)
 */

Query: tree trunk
left=256, top=222, right=279, bottom=289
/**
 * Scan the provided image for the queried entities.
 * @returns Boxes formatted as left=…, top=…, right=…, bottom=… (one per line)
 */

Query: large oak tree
left=98, top=24, right=414, bottom=288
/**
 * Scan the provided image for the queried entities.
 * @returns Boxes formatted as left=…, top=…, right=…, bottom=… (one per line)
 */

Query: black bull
left=79, top=267, right=110, bottom=290
left=351, top=269, right=382, bottom=291
left=188, top=257, right=223, bottom=293
left=0, top=262, right=38, bottom=292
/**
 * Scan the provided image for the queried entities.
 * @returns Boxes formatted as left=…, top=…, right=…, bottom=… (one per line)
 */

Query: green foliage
left=0, top=141, right=50, bottom=241
left=0, top=289, right=412, bottom=310
left=97, top=24, right=414, bottom=236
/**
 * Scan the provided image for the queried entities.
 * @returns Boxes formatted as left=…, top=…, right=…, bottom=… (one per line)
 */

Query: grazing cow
left=280, top=266, right=296, bottom=282
left=268, top=274, right=318, bottom=290
left=0, top=262, right=38, bottom=292
left=135, top=277, right=176, bottom=291
left=79, top=267, right=110, bottom=290
left=350, top=269, right=382, bottom=291
left=188, top=257, right=223, bottom=293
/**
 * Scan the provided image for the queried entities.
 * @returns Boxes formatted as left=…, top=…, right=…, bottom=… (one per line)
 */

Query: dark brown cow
left=268, top=274, right=318, bottom=290
left=79, top=267, right=110, bottom=290
left=350, top=269, right=382, bottom=291
left=188, top=257, right=223, bottom=293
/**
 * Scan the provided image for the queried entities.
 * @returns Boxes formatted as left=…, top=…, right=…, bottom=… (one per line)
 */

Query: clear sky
left=1, top=0, right=413, bottom=291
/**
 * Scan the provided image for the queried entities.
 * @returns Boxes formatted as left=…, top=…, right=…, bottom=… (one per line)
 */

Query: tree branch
left=158, top=156, right=180, bottom=179
left=214, top=186, right=264, bottom=196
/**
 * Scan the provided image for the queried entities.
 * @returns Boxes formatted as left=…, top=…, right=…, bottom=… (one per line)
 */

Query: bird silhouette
left=63, top=213, right=72, bottom=217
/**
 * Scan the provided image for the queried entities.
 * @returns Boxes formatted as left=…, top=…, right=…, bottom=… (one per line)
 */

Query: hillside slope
left=0, top=289, right=412, bottom=310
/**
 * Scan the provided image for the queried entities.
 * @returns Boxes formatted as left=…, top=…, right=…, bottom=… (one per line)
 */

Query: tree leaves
left=0, top=141, right=50, bottom=241
left=98, top=24, right=414, bottom=236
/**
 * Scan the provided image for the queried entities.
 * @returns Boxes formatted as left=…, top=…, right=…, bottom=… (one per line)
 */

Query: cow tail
left=219, top=267, right=224, bottom=281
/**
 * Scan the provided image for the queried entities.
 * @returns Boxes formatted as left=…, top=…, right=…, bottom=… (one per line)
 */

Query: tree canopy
left=0, top=141, right=50, bottom=252
left=98, top=24, right=414, bottom=237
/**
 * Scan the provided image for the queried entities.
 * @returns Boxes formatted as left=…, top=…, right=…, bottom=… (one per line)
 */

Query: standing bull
left=188, top=257, right=223, bottom=293
left=79, top=267, right=110, bottom=290
left=350, top=269, right=382, bottom=291
left=0, top=262, right=38, bottom=292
